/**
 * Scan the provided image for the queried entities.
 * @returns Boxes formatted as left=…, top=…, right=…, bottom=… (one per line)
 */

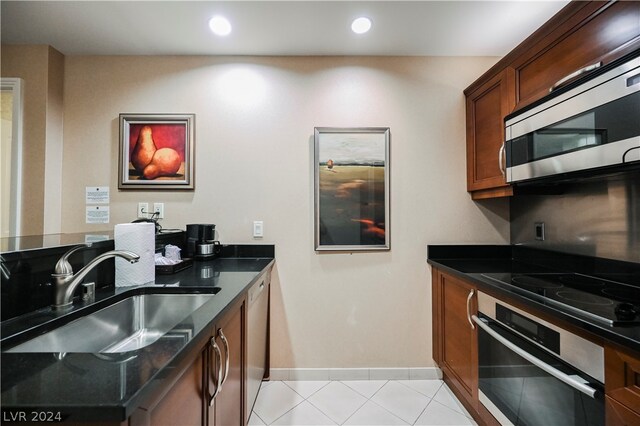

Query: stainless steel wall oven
left=474, top=292, right=605, bottom=426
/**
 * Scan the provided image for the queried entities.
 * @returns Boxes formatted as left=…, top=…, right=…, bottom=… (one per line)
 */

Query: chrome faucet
left=52, top=244, right=140, bottom=310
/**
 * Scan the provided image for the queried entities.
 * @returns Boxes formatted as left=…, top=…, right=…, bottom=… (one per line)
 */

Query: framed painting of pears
left=118, top=113, right=195, bottom=190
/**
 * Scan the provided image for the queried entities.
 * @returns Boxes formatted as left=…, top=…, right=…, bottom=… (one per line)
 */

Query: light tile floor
left=249, top=380, right=477, bottom=426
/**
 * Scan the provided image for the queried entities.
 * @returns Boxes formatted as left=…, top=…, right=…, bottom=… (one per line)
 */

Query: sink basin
left=6, top=293, right=218, bottom=353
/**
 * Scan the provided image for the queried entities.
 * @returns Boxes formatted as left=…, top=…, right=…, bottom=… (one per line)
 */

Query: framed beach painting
left=119, top=113, right=195, bottom=190
left=314, top=127, right=390, bottom=251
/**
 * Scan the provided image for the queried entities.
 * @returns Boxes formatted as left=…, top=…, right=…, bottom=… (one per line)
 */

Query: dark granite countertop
left=0, top=249, right=274, bottom=422
left=427, top=245, right=640, bottom=354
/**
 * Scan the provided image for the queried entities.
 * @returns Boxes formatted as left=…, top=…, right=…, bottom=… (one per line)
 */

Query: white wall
left=62, top=55, right=508, bottom=368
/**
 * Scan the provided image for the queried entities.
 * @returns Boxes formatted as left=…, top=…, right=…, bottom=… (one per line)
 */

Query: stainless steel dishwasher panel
left=246, top=270, right=270, bottom=419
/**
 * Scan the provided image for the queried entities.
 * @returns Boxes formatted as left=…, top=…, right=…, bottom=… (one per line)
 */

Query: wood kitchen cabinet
left=464, top=0, right=640, bottom=199
left=465, top=68, right=515, bottom=199
left=512, top=1, right=640, bottom=110
left=130, top=338, right=208, bottom=426
left=210, top=300, right=245, bottom=426
left=605, top=345, right=640, bottom=425
left=131, top=297, right=246, bottom=426
left=432, top=268, right=478, bottom=412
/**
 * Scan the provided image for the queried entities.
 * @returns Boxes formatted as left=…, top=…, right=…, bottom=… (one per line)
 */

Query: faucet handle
left=53, top=243, right=93, bottom=276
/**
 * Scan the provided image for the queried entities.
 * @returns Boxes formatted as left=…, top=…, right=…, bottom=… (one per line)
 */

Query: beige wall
left=1, top=45, right=64, bottom=236
left=1, top=45, right=48, bottom=236
left=1, top=91, right=14, bottom=236
left=43, top=47, right=65, bottom=234
left=61, top=55, right=508, bottom=368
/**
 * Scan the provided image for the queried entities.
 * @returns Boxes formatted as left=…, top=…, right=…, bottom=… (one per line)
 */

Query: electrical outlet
left=535, top=222, right=545, bottom=241
left=153, top=203, right=164, bottom=219
left=253, top=221, right=264, bottom=238
left=137, top=202, right=149, bottom=219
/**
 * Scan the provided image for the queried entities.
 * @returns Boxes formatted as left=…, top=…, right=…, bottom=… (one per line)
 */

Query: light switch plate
left=253, top=221, right=264, bottom=238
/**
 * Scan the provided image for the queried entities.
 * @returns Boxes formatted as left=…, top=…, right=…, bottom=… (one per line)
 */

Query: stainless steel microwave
left=505, top=51, right=640, bottom=183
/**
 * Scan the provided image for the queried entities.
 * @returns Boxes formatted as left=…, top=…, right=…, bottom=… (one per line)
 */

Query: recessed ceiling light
left=209, top=16, right=232, bottom=36
left=351, top=17, right=372, bottom=34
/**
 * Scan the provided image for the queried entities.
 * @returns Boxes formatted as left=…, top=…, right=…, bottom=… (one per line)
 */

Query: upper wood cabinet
left=465, top=68, right=515, bottom=199
left=464, top=0, right=640, bottom=200
left=513, top=1, right=640, bottom=110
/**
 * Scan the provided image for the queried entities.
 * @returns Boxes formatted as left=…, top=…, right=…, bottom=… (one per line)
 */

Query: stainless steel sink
left=6, top=294, right=217, bottom=353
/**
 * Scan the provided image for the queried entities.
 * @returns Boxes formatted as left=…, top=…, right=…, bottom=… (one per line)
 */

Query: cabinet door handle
left=498, top=142, right=506, bottom=177
left=549, top=62, right=602, bottom=92
left=466, top=289, right=475, bottom=329
left=218, top=328, right=230, bottom=388
left=209, top=336, right=222, bottom=406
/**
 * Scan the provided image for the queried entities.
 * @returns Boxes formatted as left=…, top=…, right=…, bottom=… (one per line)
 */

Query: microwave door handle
left=498, top=142, right=506, bottom=177
left=549, top=62, right=602, bottom=92
left=472, top=315, right=598, bottom=399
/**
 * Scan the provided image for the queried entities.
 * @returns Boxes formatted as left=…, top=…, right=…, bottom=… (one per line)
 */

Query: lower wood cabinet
left=432, top=268, right=478, bottom=413
left=131, top=297, right=246, bottom=426
left=129, top=336, right=207, bottom=426
left=605, top=345, right=640, bottom=425
left=211, top=300, right=245, bottom=426
left=606, top=396, right=640, bottom=426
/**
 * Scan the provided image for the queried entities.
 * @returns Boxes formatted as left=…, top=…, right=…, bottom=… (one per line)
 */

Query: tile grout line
left=411, top=396, right=436, bottom=425
left=282, top=380, right=332, bottom=401
left=394, top=378, right=444, bottom=399
left=254, top=379, right=468, bottom=426
left=355, top=395, right=412, bottom=426
left=250, top=410, right=268, bottom=426
left=397, top=380, right=444, bottom=425
left=438, top=383, right=474, bottom=419
left=423, top=399, right=476, bottom=425
left=304, top=396, right=344, bottom=425
left=340, top=379, right=389, bottom=399
left=264, top=397, right=307, bottom=426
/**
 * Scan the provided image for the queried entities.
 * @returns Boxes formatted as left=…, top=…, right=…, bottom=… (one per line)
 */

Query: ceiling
left=1, top=1, right=570, bottom=56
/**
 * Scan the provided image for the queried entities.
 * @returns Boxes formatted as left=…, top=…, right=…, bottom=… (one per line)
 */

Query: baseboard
left=268, top=367, right=442, bottom=381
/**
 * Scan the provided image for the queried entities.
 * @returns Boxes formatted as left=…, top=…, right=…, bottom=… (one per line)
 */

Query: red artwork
left=128, top=124, right=185, bottom=180
left=119, top=113, right=195, bottom=190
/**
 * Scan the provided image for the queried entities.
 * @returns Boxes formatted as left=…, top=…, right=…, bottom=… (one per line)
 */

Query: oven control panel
left=477, top=291, right=604, bottom=383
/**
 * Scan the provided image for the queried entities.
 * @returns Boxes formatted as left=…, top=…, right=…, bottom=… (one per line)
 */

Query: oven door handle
left=472, top=315, right=598, bottom=399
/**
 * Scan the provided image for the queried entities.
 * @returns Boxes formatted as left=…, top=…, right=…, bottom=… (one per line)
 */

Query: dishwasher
left=246, top=270, right=270, bottom=420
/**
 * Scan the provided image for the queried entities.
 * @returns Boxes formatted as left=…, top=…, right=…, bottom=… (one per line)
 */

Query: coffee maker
left=185, top=224, right=221, bottom=259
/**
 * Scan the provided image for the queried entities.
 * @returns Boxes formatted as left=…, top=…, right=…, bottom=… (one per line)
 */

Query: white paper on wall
left=85, top=186, right=109, bottom=204
left=86, top=206, right=109, bottom=224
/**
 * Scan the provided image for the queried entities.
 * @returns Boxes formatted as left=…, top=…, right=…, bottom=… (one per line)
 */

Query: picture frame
left=314, top=127, right=390, bottom=251
left=118, top=113, right=195, bottom=190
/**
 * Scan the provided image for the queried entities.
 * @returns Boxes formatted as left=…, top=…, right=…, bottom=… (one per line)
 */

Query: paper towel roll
left=114, top=223, right=155, bottom=287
